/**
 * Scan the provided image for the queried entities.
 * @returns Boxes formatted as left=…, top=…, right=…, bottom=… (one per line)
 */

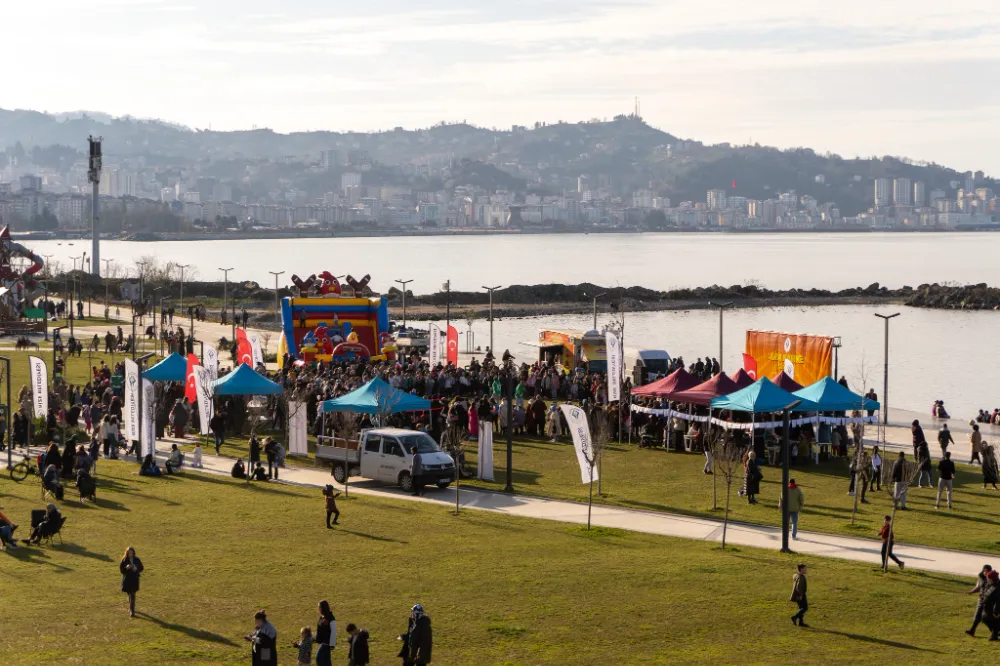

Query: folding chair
left=38, top=516, right=66, bottom=546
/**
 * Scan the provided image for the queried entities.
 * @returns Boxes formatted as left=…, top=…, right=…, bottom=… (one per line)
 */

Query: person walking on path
left=966, top=564, right=993, bottom=637
left=347, top=623, right=370, bottom=666
left=970, top=424, right=983, bottom=465
left=323, top=485, right=340, bottom=528
left=210, top=411, right=226, bottom=455
left=245, top=610, right=278, bottom=666
left=879, top=515, right=905, bottom=570
left=869, top=446, right=882, bottom=492
left=981, top=570, right=1000, bottom=641
left=780, top=479, right=805, bottom=540
left=744, top=450, right=762, bottom=505
left=410, top=446, right=425, bottom=497
left=911, top=420, right=926, bottom=459
left=789, top=563, right=809, bottom=627
left=983, top=443, right=1000, bottom=490
left=936, top=452, right=956, bottom=510
left=314, top=600, right=337, bottom=666
left=891, top=452, right=909, bottom=509
left=120, top=546, right=144, bottom=617
left=938, top=423, right=955, bottom=455
left=916, top=440, right=932, bottom=488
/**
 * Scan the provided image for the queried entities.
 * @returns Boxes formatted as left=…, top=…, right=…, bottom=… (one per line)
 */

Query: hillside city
left=0, top=114, right=997, bottom=235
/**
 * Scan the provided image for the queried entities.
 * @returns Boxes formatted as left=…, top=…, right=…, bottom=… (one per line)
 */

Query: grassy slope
left=459, top=437, right=1000, bottom=555
left=1, top=462, right=996, bottom=664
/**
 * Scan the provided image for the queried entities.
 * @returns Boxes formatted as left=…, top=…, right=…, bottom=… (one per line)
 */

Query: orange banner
left=745, top=330, right=833, bottom=387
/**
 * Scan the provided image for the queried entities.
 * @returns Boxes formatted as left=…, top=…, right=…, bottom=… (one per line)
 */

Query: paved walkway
left=143, top=439, right=990, bottom=578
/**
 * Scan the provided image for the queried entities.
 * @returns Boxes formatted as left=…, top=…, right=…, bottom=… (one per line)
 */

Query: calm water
left=29, top=232, right=1000, bottom=292
left=458, top=304, right=999, bottom=418
left=26, top=233, right=1000, bottom=413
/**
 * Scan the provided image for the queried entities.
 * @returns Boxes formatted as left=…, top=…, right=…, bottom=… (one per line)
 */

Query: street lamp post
left=177, top=264, right=190, bottom=312
left=481, top=285, right=501, bottom=354
left=832, top=336, right=843, bottom=379
left=269, top=271, right=285, bottom=325
left=394, top=279, right=413, bottom=328
left=586, top=291, right=608, bottom=330
left=219, top=267, right=233, bottom=326
left=41, top=254, right=53, bottom=278
left=874, top=313, right=901, bottom=429
left=102, top=259, right=113, bottom=320
left=708, top=301, right=734, bottom=371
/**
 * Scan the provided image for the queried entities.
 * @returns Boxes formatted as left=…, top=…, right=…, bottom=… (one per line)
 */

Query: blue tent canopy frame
left=793, top=377, right=881, bottom=412
left=710, top=377, right=820, bottom=413
left=143, top=353, right=187, bottom=382
left=320, top=377, right=431, bottom=415
left=211, top=363, right=284, bottom=396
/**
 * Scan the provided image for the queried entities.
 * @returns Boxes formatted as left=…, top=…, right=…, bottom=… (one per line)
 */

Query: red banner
left=235, top=328, right=253, bottom=367
left=446, top=325, right=458, bottom=365
left=742, top=353, right=758, bottom=380
left=185, top=353, right=200, bottom=404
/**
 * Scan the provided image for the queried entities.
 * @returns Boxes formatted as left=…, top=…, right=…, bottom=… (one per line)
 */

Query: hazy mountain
left=0, top=108, right=992, bottom=215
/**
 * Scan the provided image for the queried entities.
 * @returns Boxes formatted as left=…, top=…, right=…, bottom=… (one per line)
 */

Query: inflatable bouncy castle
left=278, top=272, right=392, bottom=367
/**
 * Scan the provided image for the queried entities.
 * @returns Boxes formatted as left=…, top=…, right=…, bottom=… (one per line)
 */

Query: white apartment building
left=874, top=178, right=891, bottom=208
left=706, top=189, right=727, bottom=210
left=893, top=178, right=911, bottom=206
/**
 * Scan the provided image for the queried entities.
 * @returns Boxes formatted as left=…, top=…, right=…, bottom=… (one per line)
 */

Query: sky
left=6, top=0, right=1000, bottom=173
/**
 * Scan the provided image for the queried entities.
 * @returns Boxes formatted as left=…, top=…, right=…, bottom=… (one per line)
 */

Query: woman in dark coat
left=744, top=450, right=762, bottom=504
left=402, top=604, right=432, bottom=666
left=120, top=546, right=144, bottom=617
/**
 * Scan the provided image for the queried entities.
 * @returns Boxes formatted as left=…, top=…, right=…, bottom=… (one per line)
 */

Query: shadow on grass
left=53, top=543, right=113, bottom=562
left=136, top=613, right=237, bottom=646
left=5, top=546, right=74, bottom=572
left=336, top=528, right=408, bottom=544
left=811, top=628, right=941, bottom=653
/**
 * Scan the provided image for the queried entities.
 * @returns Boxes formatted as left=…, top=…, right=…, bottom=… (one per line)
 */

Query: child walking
left=293, top=626, right=314, bottom=666
left=323, top=485, right=341, bottom=528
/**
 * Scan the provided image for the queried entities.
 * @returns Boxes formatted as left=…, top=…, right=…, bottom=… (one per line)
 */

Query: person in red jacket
left=879, top=515, right=905, bottom=570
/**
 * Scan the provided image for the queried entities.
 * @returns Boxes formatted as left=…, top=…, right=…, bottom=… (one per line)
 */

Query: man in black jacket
left=966, top=564, right=993, bottom=637
left=891, top=452, right=909, bottom=509
left=347, top=623, right=370, bottom=665
left=936, top=452, right=956, bottom=510
left=407, top=604, right=432, bottom=665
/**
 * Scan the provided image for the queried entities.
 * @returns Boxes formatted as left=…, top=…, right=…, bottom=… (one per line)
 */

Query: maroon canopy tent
left=671, top=372, right=740, bottom=407
left=631, top=368, right=699, bottom=398
left=729, top=368, right=755, bottom=389
left=771, top=371, right=804, bottom=392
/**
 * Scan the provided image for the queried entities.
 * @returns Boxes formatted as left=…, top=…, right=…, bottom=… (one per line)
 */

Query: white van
left=318, top=428, right=456, bottom=492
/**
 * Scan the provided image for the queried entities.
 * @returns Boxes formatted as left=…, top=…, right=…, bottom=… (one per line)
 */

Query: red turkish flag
left=185, top=353, right=200, bottom=403
left=742, top=353, right=758, bottom=380
left=446, top=325, right=458, bottom=365
left=235, top=328, right=253, bottom=367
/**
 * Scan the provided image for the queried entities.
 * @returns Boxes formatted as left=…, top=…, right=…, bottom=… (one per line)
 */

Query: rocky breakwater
left=904, top=283, right=1000, bottom=310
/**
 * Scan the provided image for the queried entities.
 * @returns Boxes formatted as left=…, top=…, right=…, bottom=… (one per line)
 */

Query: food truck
left=536, top=329, right=608, bottom=372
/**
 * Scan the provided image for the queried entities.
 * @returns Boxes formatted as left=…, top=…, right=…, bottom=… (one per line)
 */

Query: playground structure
left=278, top=272, right=394, bottom=368
left=0, top=226, right=46, bottom=332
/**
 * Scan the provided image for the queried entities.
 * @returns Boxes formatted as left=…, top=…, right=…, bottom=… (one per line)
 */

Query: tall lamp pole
left=394, top=279, right=413, bottom=328
left=708, top=301, right=734, bottom=371
left=177, top=264, right=190, bottom=312
left=102, top=258, right=114, bottom=320
left=586, top=291, right=607, bottom=330
left=482, top=285, right=501, bottom=353
left=219, top=267, right=233, bottom=326
left=269, top=271, right=285, bottom=325
left=874, top=313, right=901, bottom=429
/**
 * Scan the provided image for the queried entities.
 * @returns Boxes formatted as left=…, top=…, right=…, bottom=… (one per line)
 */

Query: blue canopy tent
left=710, top=377, right=820, bottom=413
left=320, top=377, right=430, bottom=415
left=143, top=353, right=187, bottom=382
left=211, top=363, right=284, bottom=396
left=793, top=377, right=880, bottom=412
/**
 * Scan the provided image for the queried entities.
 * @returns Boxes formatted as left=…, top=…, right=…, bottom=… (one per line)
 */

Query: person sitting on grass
left=251, top=462, right=269, bottom=481
left=139, top=454, right=162, bottom=477
left=165, top=444, right=184, bottom=474
left=26, top=504, right=62, bottom=545
left=231, top=458, right=247, bottom=479
left=76, top=468, right=97, bottom=502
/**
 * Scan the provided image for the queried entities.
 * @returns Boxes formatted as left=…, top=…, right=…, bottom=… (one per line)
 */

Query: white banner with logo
left=605, top=331, right=621, bottom=402
left=477, top=421, right=494, bottom=481
left=203, top=342, right=219, bottom=382
left=288, top=400, right=308, bottom=455
left=428, top=324, right=441, bottom=367
left=123, top=359, right=141, bottom=441
left=141, top=378, right=156, bottom=457
left=28, top=355, right=48, bottom=419
left=248, top=333, right=264, bottom=368
left=560, top=404, right=598, bottom=484
left=192, top=365, right=214, bottom=436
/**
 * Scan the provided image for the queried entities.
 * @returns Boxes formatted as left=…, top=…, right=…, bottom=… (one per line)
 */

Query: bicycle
left=10, top=454, right=38, bottom=483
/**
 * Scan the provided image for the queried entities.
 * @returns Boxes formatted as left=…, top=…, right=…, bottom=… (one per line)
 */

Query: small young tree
left=712, top=432, right=747, bottom=549
left=332, top=411, right=362, bottom=497
left=580, top=411, right=608, bottom=530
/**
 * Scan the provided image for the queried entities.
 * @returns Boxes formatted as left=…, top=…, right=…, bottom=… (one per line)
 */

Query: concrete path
left=145, top=439, right=991, bottom=579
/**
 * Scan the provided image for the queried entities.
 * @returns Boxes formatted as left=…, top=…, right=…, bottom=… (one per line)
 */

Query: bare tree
left=880, top=454, right=921, bottom=571
left=330, top=411, right=362, bottom=498
left=580, top=410, right=608, bottom=530
left=711, top=432, right=748, bottom=549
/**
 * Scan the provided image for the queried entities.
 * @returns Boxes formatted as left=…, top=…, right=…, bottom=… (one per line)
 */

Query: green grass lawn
left=1, top=349, right=164, bottom=393
left=0, top=460, right=994, bottom=665
left=458, top=436, right=1000, bottom=555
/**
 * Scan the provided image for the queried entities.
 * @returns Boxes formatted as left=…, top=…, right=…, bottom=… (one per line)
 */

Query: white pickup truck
left=317, top=428, right=456, bottom=492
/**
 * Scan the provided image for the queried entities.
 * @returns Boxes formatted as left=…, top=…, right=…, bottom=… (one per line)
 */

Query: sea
left=27, top=232, right=1000, bottom=417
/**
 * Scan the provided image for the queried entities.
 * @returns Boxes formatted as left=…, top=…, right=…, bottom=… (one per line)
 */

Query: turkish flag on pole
left=185, top=353, right=200, bottom=403
left=235, top=328, right=253, bottom=367
left=742, top=353, right=758, bottom=380
left=446, top=325, right=459, bottom=365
